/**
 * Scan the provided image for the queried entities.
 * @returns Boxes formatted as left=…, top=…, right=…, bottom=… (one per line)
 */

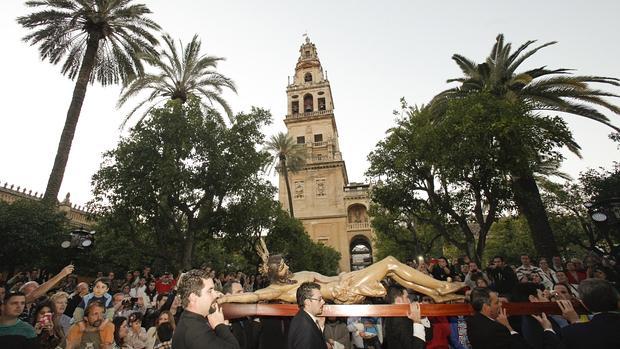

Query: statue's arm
left=218, top=287, right=284, bottom=304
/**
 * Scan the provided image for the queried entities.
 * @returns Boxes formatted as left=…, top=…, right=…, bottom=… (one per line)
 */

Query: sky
left=1, top=0, right=619, bottom=206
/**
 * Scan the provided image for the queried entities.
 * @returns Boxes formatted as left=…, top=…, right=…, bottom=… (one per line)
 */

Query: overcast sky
left=1, top=0, right=619, bottom=206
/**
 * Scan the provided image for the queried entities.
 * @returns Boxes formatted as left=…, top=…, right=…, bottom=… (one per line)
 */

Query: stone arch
left=303, top=93, right=313, bottom=112
left=350, top=235, right=373, bottom=270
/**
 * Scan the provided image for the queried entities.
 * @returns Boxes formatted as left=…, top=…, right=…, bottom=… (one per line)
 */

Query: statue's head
left=266, top=255, right=295, bottom=284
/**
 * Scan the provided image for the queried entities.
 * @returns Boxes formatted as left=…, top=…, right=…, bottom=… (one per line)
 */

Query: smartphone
left=39, top=312, right=53, bottom=325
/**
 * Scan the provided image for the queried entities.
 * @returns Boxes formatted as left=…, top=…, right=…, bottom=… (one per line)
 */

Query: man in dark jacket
left=287, top=282, right=328, bottom=349
left=383, top=285, right=426, bottom=349
left=172, top=270, right=239, bottom=349
left=560, top=278, right=620, bottom=349
left=487, top=256, right=518, bottom=296
left=224, top=281, right=260, bottom=349
left=467, top=287, right=561, bottom=349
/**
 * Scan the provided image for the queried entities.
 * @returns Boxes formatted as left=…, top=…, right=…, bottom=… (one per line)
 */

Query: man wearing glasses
left=288, top=282, right=328, bottom=349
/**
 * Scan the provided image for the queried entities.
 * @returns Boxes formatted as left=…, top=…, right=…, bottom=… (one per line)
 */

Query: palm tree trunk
left=511, top=169, right=560, bottom=259
left=43, top=35, right=100, bottom=202
left=281, top=155, right=295, bottom=218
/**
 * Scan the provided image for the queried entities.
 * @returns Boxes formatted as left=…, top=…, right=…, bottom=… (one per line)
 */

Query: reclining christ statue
left=218, top=240, right=465, bottom=304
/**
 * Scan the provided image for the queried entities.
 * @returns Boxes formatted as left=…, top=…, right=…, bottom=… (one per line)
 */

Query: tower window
left=314, top=134, right=323, bottom=142
left=305, top=50, right=310, bottom=57
left=318, top=97, right=326, bottom=111
left=304, top=73, right=312, bottom=83
left=292, top=101, right=299, bottom=114
left=303, top=94, right=313, bottom=112
left=296, top=136, right=305, bottom=144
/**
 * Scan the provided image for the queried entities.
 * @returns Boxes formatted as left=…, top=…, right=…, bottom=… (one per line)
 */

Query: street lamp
left=61, top=228, right=96, bottom=249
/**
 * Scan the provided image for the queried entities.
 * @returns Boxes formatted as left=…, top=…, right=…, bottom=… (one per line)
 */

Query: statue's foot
left=429, top=293, right=466, bottom=303
left=436, top=281, right=466, bottom=295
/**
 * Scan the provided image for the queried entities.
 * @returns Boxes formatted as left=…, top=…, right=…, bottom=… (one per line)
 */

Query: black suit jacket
left=561, top=312, right=620, bottom=349
left=466, top=312, right=561, bottom=349
left=231, top=317, right=261, bottom=349
left=287, top=309, right=327, bottom=349
left=383, top=316, right=425, bottom=349
left=172, top=309, right=240, bottom=349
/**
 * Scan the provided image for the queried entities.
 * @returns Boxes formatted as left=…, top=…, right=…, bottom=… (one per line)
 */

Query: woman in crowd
left=145, top=281, right=158, bottom=306
left=31, top=300, right=62, bottom=349
left=125, top=312, right=147, bottom=349
left=555, top=271, right=580, bottom=298
left=113, top=316, right=132, bottom=349
left=538, top=258, right=558, bottom=284
left=145, top=310, right=176, bottom=349
left=50, top=291, right=72, bottom=335
left=565, top=261, right=587, bottom=285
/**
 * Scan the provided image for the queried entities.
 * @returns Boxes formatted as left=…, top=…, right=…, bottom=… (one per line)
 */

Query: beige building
left=278, top=37, right=374, bottom=272
left=0, top=182, right=93, bottom=228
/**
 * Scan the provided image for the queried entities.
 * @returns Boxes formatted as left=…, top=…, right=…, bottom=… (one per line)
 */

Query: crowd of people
left=0, top=252, right=618, bottom=349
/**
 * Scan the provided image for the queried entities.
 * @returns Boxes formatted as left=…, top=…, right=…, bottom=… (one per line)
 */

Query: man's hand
left=207, top=303, right=226, bottom=328
left=407, top=302, right=422, bottom=324
left=532, top=312, right=552, bottom=330
left=62, top=264, right=75, bottom=276
left=557, top=300, right=579, bottom=324
left=496, top=308, right=513, bottom=332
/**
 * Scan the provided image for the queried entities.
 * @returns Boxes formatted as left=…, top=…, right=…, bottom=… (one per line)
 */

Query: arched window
left=347, top=204, right=368, bottom=223
left=304, top=72, right=312, bottom=83
left=350, top=235, right=373, bottom=270
left=303, top=94, right=313, bottom=112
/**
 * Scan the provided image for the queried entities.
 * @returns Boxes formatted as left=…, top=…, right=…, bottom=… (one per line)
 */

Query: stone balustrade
left=347, top=222, right=371, bottom=230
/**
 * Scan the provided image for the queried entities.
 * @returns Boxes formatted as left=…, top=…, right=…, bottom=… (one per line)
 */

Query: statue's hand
left=216, top=295, right=229, bottom=304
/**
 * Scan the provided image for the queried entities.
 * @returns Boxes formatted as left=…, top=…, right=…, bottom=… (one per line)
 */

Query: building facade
left=278, top=37, right=374, bottom=272
left=0, top=182, right=93, bottom=228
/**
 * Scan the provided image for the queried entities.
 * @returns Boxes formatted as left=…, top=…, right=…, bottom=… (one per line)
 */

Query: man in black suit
left=560, top=278, right=620, bottom=349
left=287, top=281, right=328, bottom=349
left=383, top=285, right=426, bottom=349
left=172, top=269, right=239, bottom=349
left=467, top=287, right=560, bottom=349
left=224, top=281, right=260, bottom=349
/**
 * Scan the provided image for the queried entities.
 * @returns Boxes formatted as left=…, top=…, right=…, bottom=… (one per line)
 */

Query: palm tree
left=117, top=33, right=237, bottom=128
left=432, top=34, right=620, bottom=257
left=18, top=0, right=160, bottom=202
left=265, top=132, right=307, bottom=218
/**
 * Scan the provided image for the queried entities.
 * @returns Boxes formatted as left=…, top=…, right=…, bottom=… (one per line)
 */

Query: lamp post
left=584, top=197, right=620, bottom=261
left=61, top=227, right=96, bottom=249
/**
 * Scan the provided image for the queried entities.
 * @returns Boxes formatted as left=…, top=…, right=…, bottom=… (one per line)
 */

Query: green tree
left=265, top=209, right=340, bottom=275
left=265, top=132, right=307, bottom=218
left=541, top=163, right=620, bottom=257
left=370, top=202, right=444, bottom=261
left=91, top=98, right=274, bottom=270
left=368, top=96, right=522, bottom=263
left=18, top=0, right=160, bottom=202
left=431, top=34, right=620, bottom=258
left=0, top=200, right=68, bottom=273
left=118, top=33, right=236, bottom=127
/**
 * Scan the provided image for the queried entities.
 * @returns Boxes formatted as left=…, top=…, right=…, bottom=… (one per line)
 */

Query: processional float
left=218, top=240, right=586, bottom=319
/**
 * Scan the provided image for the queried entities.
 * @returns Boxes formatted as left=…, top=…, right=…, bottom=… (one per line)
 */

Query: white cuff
left=544, top=328, right=556, bottom=334
left=510, top=330, right=519, bottom=335
left=413, top=323, right=426, bottom=342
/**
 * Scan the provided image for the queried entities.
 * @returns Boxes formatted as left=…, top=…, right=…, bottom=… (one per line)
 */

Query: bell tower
left=279, top=36, right=370, bottom=273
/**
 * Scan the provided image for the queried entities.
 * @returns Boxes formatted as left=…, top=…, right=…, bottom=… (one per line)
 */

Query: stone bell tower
left=279, top=36, right=373, bottom=272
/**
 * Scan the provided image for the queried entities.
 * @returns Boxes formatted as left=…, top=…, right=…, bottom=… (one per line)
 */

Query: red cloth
left=426, top=316, right=451, bottom=349
left=567, top=270, right=587, bottom=284
left=155, top=278, right=176, bottom=294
